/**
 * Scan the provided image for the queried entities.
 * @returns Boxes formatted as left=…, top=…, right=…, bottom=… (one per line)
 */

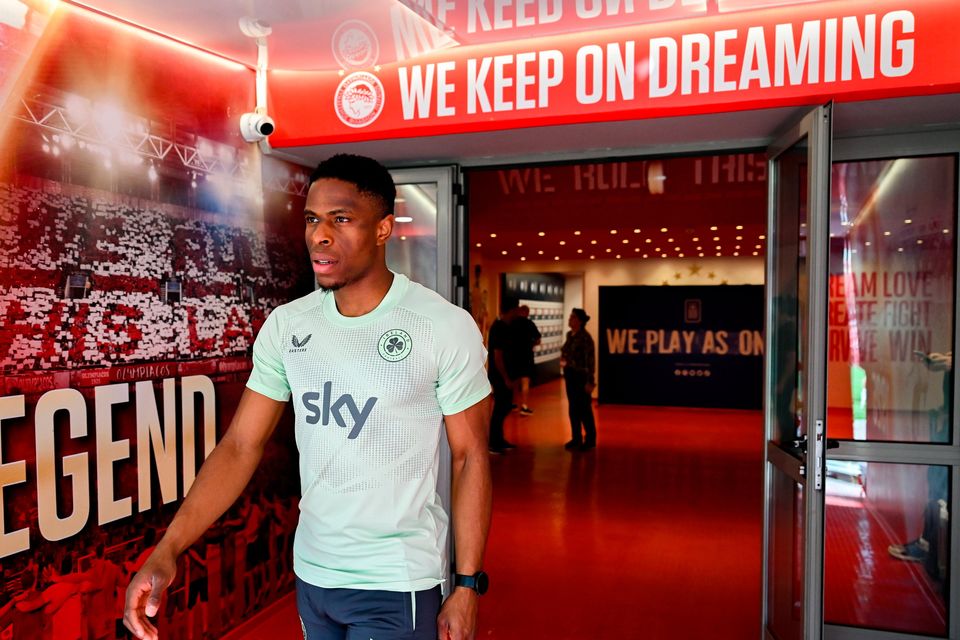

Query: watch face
left=475, top=571, right=489, bottom=595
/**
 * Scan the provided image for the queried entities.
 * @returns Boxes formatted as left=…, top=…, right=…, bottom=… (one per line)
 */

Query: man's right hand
left=123, top=547, right=177, bottom=640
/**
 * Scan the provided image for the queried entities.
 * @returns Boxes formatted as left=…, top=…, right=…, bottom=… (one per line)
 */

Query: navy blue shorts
left=295, top=577, right=441, bottom=640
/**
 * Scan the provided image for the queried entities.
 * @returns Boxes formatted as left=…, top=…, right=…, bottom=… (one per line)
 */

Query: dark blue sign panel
left=599, top=285, right=764, bottom=409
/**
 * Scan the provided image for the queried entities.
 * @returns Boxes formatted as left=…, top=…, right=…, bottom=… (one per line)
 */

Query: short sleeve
left=246, top=308, right=291, bottom=402
left=435, top=308, right=491, bottom=416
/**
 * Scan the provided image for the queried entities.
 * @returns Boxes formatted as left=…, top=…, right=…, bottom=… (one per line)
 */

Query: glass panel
left=824, top=461, right=951, bottom=636
left=387, top=183, right=439, bottom=292
left=768, top=466, right=806, bottom=640
left=827, top=156, right=956, bottom=442
left=770, top=139, right=809, bottom=448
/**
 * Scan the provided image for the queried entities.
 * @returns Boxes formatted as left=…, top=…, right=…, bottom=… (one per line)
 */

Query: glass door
left=763, top=104, right=832, bottom=640
left=388, top=166, right=461, bottom=302
left=821, top=132, right=960, bottom=639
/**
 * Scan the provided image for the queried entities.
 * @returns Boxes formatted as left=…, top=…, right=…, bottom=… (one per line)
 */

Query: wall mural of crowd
left=0, top=4, right=314, bottom=639
left=0, top=177, right=306, bottom=375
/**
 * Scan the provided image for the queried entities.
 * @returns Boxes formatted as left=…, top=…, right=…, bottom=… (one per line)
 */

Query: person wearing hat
left=560, top=308, right=597, bottom=450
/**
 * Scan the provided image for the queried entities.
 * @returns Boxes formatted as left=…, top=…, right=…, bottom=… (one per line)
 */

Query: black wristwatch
left=453, top=571, right=489, bottom=595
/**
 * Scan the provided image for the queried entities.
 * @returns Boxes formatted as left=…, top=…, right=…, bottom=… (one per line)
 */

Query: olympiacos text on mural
left=0, top=376, right=217, bottom=559
left=397, top=9, right=914, bottom=118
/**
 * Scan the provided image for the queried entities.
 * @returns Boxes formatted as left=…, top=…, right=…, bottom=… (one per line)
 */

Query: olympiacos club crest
left=334, top=72, right=385, bottom=128
left=332, top=19, right=379, bottom=69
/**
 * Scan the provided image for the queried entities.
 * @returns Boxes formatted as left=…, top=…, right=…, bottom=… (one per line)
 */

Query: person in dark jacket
left=560, top=308, right=597, bottom=450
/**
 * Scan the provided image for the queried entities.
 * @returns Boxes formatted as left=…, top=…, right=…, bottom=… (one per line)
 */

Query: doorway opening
left=465, top=151, right=768, bottom=638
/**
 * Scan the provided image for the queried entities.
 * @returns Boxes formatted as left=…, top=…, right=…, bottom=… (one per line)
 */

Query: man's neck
left=332, top=268, right=395, bottom=317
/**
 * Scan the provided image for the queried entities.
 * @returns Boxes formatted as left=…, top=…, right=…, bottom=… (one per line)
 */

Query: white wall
left=563, top=273, right=584, bottom=329
left=474, top=253, right=764, bottom=328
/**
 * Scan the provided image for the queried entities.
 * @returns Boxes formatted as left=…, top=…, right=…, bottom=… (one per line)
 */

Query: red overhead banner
left=270, top=0, right=960, bottom=146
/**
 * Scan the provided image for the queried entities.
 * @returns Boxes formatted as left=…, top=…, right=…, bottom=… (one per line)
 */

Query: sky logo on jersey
left=301, top=382, right=378, bottom=439
left=290, top=334, right=312, bottom=353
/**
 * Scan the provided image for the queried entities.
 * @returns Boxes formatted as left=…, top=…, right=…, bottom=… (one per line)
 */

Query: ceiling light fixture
left=395, top=216, right=414, bottom=223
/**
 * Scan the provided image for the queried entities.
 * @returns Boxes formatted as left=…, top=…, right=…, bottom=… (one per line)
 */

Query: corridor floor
left=479, top=381, right=764, bottom=638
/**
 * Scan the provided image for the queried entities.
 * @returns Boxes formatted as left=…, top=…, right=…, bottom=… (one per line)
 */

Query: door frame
left=390, top=166, right=461, bottom=303
left=762, top=103, right=833, bottom=640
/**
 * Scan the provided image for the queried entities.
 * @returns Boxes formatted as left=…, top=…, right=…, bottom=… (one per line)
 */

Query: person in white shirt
left=125, top=154, right=493, bottom=640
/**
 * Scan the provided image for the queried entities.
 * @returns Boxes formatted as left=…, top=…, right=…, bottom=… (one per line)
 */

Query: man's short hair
left=309, top=154, right=397, bottom=217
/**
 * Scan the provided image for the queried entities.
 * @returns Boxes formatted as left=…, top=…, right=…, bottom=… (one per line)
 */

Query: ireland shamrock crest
left=378, top=329, right=413, bottom=362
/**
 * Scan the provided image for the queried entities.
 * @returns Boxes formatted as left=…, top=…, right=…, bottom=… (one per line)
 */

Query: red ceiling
left=467, top=153, right=768, bottom=262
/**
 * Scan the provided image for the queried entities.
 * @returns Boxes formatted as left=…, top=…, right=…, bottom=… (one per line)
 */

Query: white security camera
left=239, top=17, right=272, bottom=39
left=240, top=113, right=275, bottom=142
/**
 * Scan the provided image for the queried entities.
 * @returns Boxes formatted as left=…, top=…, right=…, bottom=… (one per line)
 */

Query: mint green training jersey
left=246, top=273, right=490, bottom=591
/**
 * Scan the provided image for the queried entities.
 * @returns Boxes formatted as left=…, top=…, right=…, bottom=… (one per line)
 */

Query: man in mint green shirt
left=125, top=154, right=493, bottom=640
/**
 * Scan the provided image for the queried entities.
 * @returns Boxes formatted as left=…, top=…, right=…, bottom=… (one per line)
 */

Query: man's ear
left=376, top=213, right=395, bottom=246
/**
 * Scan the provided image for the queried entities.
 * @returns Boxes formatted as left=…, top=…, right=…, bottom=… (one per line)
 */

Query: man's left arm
left=437, top=395, right=492, bottom=640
